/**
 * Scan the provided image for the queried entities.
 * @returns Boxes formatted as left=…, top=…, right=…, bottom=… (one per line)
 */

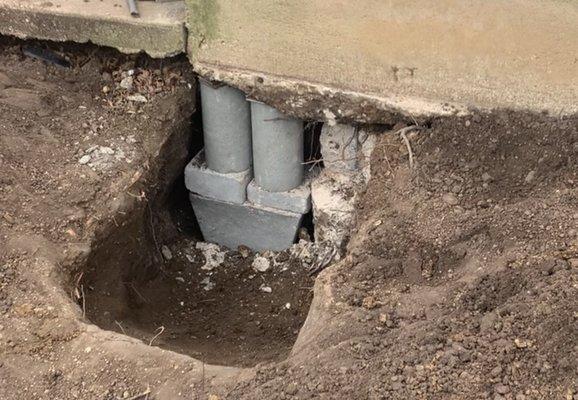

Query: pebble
left=524, top=170, right=536, bottom=183
left=482, top=172, right=493, bottom=182
left=119, top=76, right=133, bottom=91
left=161, top=245, right=172, bottom=261
left=285, top=383, right=298, bottom=395
left=252, top=256, right=270, bottom=272
left=495, top=384, right=510, bottom=395
left=259, top=284, right=272, bottom=293
left=442, top=193, right=459, bottom=206
left=78, top=155, right=91, bottom=165
left=127, top=94, right=147, bottom=103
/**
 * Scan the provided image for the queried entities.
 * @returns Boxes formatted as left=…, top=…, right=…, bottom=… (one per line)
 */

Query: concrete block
left=247, top=177, right=311, bottom=214
left=320, top=124, right=358, bottom=172
left=189, top=193, right=303, bottom=251
left=184, top=150, right=251, bottom=204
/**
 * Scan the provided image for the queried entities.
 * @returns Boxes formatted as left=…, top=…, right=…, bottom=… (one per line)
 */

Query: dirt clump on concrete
left=0, top=38, right=577, bottom=399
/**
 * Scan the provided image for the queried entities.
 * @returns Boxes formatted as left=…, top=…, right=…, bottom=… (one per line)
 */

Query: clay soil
left=1, top=38, right=577, bottom=400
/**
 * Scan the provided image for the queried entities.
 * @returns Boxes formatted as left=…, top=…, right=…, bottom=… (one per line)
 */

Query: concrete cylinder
left=200, top=80, right=252, bottom=173
left=251, top=102, right=304, bottom=192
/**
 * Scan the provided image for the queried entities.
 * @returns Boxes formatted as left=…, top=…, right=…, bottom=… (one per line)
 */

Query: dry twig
left=395, top=125, right=422, bottom=169
left=125, top=388, right=151, bottom=400
left=149, top=326, right=165, bottom=346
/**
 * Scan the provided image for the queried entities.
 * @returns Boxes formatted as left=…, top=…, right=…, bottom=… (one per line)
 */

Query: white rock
left=99, top=146, right=115, bottom=155
left=196, top=242, right=226, bottom=270
left=259, top=284, right=272, bottom=293
left=127, top=94, right=148, bottom=103
left=201, top=277, right=215, bottom=291
left=252, top=256, right=271, bottom=272
left=119, top=76, right=133, bottom=90
left=78, top=155, right=91, bottom=165
left=175, top=277, right=185, bottom=283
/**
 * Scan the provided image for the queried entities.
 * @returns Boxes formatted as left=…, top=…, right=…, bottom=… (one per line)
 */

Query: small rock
left=285, top=383, right=298, bottom=395
left=161, top=245, right=172, bottom=261
left=78, top=155, right=91, bottom=165
left=102, top=85, right=110, bottom=94
left=119, top=76, right=133, bottom=91
left=237, top=245, right=251, bottom=258
left=514, top=338, right=531, bottom=348
left=569, top=258, right=578, bottom=268
left=494, top=384, right=510, bottom=395
left=259, top=284, right=272, bottom=293
left=442, top=193, right=459, bottom=206
left=252, top=256, right=270, bottom=272
left=285, top=303, right=291, bottom=309
left=99, top=146, right=115, bottom=155
left=482, top=172, right=493, bottom=182
left=127, top=94, right=147, bottom=103
left=201, top=277, right=215, bottom=291
left=175, top=277, right=185, bottom=283
left=490, top=366, right=503, bottom=377
left=524, top=170, right=536, bottom=183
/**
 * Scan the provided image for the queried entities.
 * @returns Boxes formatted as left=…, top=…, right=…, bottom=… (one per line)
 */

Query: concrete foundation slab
left=189, top=193, right=303, bottom=251
left=0, top=0, right=186, bottom=57
left=247, top=178, right=311, bottom=214
left=184, top=150, right=251, bottom=204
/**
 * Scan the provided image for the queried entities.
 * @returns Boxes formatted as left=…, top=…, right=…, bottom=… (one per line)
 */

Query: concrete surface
left=188, top=0, right=578, bottom=120
left=189, top=193, right=303, bottom=251
left=0, top=0, right=186, bottom=57
left=184, top=150, right=251, bottom=205
left=251, top=101, right=304, bottom=192
left=247, top=178, right=311, bottom=214
left=320, top=124, right=358, bottom=172
left=200, top=80, right=252, bottom=173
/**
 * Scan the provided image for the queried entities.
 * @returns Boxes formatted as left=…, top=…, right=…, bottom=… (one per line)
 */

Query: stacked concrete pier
left=185, top=81, right=311, bottom=251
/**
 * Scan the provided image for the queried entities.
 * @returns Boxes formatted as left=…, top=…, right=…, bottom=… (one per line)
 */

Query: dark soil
left=84, top=221, right=314, bottom=367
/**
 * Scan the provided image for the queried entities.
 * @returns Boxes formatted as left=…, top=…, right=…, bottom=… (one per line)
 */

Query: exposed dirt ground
left=1, top=38, right=577, bottom=400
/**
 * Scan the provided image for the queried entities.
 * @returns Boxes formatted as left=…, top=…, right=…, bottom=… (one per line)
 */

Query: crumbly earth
left=1, top=38, right=577, bottom=400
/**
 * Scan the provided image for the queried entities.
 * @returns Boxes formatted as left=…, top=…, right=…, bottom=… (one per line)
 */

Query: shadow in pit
left=76, top=117, right=315, bottom=369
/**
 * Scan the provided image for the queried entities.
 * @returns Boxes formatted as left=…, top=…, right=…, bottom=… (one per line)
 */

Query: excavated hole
left=78, top=107, right=323, bottom=368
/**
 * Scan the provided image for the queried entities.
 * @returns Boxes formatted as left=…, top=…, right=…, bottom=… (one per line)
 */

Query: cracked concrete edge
left=193, top=62, right=470, bottom=125
left=0, top=1, right=187, bottom=58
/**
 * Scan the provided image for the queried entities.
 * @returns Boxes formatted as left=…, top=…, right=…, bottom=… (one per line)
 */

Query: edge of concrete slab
left=0, top=0, right=187, bottom=58
left=193, top=61, right=470, bottom=125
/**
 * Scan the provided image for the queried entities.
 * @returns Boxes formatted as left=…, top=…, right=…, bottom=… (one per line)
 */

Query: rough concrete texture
left=188, top=0, right=578, bottom=121
left=0, top=0, right=186, bottom=57
left=247, top=178, right=311, bottom=214
left=312, top=127, right=375, bottom=249
left=189, top=193, right=304, bottom=251
left=320, top=124, right=358, bottom=172
left=184, top=150, right=251, bottom=205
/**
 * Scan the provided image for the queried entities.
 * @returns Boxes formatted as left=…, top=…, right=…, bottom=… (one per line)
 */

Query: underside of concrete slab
left=0, top=0, right=186, bottom=57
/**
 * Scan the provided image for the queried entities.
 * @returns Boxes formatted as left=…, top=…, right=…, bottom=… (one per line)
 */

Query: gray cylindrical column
left=200, top=80, right=252, bottom=173
left=251, top=102, right=304, bottom=192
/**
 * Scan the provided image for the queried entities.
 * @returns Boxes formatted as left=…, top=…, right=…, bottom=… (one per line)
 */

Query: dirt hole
left=78, top=103, right=320, bottom=368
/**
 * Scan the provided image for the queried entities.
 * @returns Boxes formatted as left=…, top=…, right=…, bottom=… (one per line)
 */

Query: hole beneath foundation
left=79, top=107, right=317, bottom=368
